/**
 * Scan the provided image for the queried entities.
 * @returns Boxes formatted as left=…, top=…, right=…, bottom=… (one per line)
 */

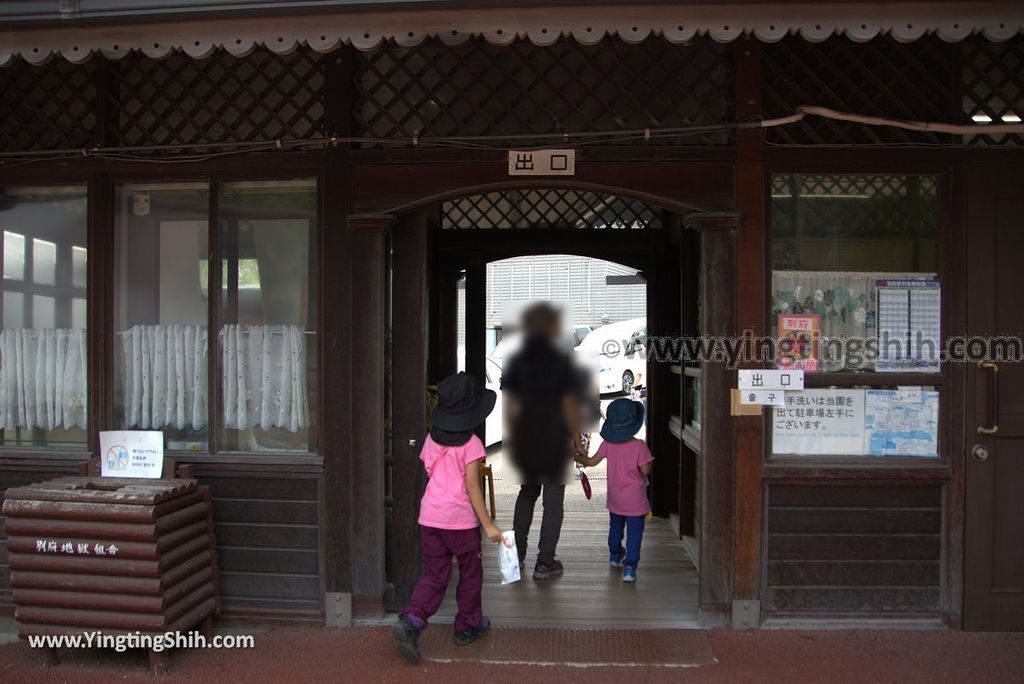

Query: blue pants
left=608, top=513, right=646, bottom=568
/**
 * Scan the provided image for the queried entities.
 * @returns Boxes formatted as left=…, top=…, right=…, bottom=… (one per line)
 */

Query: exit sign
left=508, top=149, right=575, bottom=176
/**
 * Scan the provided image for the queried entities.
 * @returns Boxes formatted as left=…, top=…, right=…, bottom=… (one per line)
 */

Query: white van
left=576, top=317, right=646, bottom=395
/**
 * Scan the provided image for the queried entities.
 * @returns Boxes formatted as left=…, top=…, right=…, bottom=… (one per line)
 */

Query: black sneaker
left=454, top=617, right=491, bottom=646
left=392, top=615, right=422, bottom=663
left=533, top=559, right=564, bottom=579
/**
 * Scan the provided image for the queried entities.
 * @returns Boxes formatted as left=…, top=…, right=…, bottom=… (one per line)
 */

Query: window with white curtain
left=113, top=183, right=211, bottom=451
left=0, top=185, right=88, bottom=448
left=218, top=180, right=316, bottom=453
left=113, top=179, right=317, bottom=455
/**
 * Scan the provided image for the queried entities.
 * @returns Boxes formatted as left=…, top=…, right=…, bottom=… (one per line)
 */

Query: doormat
left=421, top=627, right=715, bottom=668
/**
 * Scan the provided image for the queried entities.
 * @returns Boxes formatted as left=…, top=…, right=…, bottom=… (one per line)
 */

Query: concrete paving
left=0, top=624, right=1022, bottom=683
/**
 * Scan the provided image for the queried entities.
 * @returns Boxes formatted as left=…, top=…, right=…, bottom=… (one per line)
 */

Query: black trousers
left=513, top=483, right=566, bottom=566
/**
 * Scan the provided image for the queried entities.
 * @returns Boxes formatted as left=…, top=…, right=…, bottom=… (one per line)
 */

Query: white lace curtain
left=221, top=324, right=309, bottom=433
left=0, top=329, right=87, bottom=431
left=120, top=324, right=208, bottom=430
left=119, top=323, right=308, bottom=433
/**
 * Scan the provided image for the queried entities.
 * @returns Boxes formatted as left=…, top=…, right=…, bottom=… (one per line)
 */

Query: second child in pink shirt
left=576, top=398, right=653, bottom=583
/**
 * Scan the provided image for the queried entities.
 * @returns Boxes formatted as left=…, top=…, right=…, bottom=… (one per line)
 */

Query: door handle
left=977, top=362, right=999, bottom=435
left=971, top=444, right=989, bottom=462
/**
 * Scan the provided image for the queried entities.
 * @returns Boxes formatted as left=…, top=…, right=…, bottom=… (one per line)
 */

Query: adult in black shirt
left=500, top=303, right=583, bottom=580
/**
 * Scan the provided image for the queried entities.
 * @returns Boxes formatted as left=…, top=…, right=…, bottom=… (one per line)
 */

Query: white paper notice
left=772, top=389, right=866, bottom=455
left=99, top=431, right=165, bottom=478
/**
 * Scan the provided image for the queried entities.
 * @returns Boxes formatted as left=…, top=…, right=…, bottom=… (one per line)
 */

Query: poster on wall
left=772, top=389, right=865, bottom=455
left=876, top=280, right=941, bottom=373
left=99, top=431, right=165, bottom=478
left=777, top=313, right=821, bottom=372
left=864, top=388, right=940, bottom=456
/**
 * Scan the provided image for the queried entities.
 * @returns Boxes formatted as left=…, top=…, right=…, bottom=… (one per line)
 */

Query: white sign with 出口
left=99, top=431, right=165, bottom=478
left=737, top=369, right=804, bottom=391
left=508, top=149, right=576, bottom=176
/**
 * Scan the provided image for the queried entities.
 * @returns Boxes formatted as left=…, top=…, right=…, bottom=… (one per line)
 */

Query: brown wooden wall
left=195, top=468, right=324, bottom=621
left=765, top=484, right=942, bottom=616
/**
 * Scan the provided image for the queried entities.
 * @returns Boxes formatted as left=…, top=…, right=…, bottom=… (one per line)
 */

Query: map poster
left=777, top=314, right=821, bottom=372
left=772, top=389, right=866, bottom=455
left=864, top=389, right=939, bottom=457
left=99, top=431, right=165, bottom=478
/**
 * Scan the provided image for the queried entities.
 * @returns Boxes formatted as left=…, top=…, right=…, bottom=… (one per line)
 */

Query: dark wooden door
left=964, top=164, right=1024, bottom=631
left=386, top=210, right=431, bottom=610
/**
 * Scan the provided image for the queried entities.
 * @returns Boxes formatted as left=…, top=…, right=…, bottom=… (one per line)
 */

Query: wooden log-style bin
left=1, top=477, right=220, bottom=675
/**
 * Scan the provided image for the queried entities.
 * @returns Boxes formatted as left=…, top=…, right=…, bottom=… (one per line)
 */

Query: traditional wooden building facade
left=0, top=2, right=1022, bottom=631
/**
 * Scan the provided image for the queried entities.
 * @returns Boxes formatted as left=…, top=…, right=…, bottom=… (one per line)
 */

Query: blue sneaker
left=609, top=555, right=623, bottom=568
left=623, top=565, right=636, bottom=583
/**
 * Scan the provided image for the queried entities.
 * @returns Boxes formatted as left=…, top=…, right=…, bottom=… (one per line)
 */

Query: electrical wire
left=0, top=106, right=1022, bottom=165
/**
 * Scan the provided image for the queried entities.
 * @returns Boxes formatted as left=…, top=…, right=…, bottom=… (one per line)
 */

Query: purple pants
left=400, top=525, right=483, bottom=633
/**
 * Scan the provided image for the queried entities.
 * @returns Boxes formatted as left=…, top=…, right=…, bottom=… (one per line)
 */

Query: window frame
left=107, top=171, right=323, bottom=462
left=0, top=181, right=91, bottom=453
left=762, top=164, right=954, bottom=468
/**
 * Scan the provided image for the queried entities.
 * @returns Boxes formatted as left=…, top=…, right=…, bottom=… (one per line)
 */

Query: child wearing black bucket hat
left=392, top=372, right=503, bottom=663
left=575, top=397, right=653, bottom=583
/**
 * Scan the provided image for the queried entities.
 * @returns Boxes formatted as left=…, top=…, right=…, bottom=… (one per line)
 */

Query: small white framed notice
left=99, top=431, right=165, bottom=478
left=772, top=389, right=866, bottom=455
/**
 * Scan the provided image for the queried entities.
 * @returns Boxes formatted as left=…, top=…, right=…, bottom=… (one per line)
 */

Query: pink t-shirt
left=417, top=434, right=486, bottom=530
left=598, top=438, right=654, bottom=517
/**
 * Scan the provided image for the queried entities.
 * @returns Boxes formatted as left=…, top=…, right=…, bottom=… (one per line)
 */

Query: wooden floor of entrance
left=436, top=511, right=700, bottom=628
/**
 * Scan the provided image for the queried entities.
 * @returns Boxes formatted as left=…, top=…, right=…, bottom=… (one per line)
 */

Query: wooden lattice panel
left=772, top=174, right=938, bottom=235
left=356, top=37, right=733, bottom=145
left=442, top=190, right=662, bottom=230
left=762, top=37, right=955, bottom=145
left=0, top=57, right=97, bottom=153
left=962, top=35, right=1024, bottom=145
left=112, top=48, right=325, bottom=151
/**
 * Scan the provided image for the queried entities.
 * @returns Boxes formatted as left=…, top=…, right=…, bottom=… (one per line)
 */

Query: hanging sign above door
left=508, top=149, right=576, bottom=176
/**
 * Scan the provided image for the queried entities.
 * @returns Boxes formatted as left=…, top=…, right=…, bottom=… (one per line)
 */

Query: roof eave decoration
left=1, top=2, right=1022, bottom=66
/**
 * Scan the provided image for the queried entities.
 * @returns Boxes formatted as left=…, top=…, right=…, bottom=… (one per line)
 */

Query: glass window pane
left=0, top=185, right=88, bottom=448
left=218, top=179, right=317, bottom=453
left=113, top=183, right=210, bottom=452
left=770, top=174, right=939, bottom=373
left=33, top=238, right=57, bottom=285
left=72, top=246, right=88, bottom=288
left=32, top=295, right=55, bottom=329
left=4, top=231, right=25, bottom=280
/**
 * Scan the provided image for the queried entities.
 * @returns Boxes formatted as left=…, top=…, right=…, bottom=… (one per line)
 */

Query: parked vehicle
left=576, top=317, right=646, bottom=395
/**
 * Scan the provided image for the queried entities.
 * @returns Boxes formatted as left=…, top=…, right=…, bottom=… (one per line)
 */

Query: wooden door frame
left=347, top=166, right=741, bottom=623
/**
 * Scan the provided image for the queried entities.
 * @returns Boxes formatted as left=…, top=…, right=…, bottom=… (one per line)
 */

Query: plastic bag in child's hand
left=577, top=466, right=592, bottom=500
left=497, top=531, right=521, bottom=585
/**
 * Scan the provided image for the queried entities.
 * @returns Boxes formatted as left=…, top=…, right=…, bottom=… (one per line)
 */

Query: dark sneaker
left=533, top=559, right=564, bottom=579
left=392, top=615, right=422, bottom=663
left=454, top=617, right=491, bottom=646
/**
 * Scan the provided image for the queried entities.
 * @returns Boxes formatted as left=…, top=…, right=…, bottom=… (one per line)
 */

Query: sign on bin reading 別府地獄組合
left=99, top=431, right=164, bottom=478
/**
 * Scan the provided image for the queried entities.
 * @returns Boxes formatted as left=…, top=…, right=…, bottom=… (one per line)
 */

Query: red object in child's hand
left=577, top=466, right=592, bottom=500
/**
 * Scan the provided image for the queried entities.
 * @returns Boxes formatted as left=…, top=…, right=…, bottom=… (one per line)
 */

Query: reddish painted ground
left=1, top=626, right=1022, bottom=683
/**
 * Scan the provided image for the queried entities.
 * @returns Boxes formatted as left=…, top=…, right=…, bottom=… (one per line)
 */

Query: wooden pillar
left=86, top=172, right=111, bottom=451
left=389, top=209, right=430, bottom=610
left=347, top=214, right=393, bottom=618
left=465, top=264, right=487, bottom=441
left=733, top=36, right=766, bottom=627
left=321, top=47, right=356, bottom=625
left=689, top=212, right=739, bottom=627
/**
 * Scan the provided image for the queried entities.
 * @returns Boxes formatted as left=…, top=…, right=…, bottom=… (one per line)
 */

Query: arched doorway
left=380, top=186, right=720, bottom=627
